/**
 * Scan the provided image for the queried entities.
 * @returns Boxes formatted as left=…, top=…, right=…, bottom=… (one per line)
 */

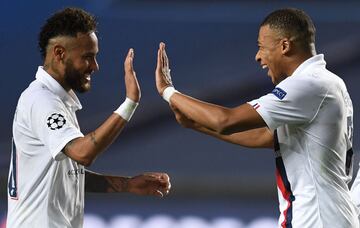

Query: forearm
left=170, top=94, right=266, bottom=134
left=195, top=125, right=274, bottom=148
left=85, top=170, right=129, bottom=193
left=85, top=170, right=171, bottom=197
left=64, top=113, right=127, bottom=166
left=170, top=93, right=229, bottom=132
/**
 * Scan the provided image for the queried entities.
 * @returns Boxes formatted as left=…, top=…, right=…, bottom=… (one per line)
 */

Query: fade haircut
left=261, top=8, right=316, bottom=51
left=38, top=7, right=97, bottom=59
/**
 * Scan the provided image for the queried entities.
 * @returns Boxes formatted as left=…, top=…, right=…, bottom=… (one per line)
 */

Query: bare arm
left=64, top=49, right=140, bottom=166
left=85, top=170, right=171, bottom=197
left=171, top=95, right=267, bottom=135
left=170, top=104, right=273, bottom=148
left=155, top=42, right=267, bottom=135
left=193, top=125, right=273, bottom=148
left=64, top=115, right=127, bottom=166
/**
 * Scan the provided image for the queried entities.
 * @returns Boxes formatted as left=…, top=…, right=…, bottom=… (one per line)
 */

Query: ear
left=280, top=38, right=291, bottom=55
left=53, top=45, right=66, bottom=63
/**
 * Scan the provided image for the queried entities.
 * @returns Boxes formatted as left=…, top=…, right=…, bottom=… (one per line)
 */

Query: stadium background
left=1, top=1, right=360, bottom=227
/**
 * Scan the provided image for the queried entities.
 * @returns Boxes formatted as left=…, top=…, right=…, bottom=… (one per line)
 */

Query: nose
left=92, top=58, right=99, bottom=72
left=255, top=50, right=261, bottom=62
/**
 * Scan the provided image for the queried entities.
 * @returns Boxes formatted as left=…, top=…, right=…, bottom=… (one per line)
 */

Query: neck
left=43, top=59, right=70, bottom=91
left=286, top=47, right=316, bottom=77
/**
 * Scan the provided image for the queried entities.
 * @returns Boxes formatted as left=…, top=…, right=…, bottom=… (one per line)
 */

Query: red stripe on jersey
left=252, top=103, right=260, bottom=110
left=276, top=168, right=292, bottom=228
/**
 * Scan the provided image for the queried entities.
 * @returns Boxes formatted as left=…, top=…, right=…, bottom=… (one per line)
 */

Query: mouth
left=260, top=64, right=272, bottom=77
left=84, top=74, right=91, bottom=82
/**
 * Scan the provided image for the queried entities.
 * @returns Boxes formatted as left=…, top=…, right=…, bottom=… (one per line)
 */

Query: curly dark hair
left=261, top=8, right=316, bottom=51
left=38, top=7, right=97, bottom=59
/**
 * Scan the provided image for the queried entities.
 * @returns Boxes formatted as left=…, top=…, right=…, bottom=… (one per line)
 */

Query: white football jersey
left=249, top=55, right=358, bottom=228
left=351, top=163, right=360, bottom=210
left=7, top=67, right=85, bottom=228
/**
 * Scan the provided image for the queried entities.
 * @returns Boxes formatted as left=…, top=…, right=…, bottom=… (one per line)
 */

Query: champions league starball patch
left=47, top=113, right=66, bottom=130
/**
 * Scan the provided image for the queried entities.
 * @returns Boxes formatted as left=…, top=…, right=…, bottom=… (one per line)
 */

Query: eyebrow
left=83, top=50, right=98, bottom=55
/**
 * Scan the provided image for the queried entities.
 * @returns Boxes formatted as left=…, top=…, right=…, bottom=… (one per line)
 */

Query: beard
left=64, top=59, right=91, bottom=93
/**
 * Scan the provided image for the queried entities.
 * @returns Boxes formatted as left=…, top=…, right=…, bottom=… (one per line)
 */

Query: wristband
left=162, top=86, right=179, bottom=103
left=114, top=98, right=139, bottom=121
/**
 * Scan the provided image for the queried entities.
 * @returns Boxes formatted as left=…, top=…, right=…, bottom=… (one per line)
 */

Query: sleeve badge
left=47, top=113, right=66, bottom=130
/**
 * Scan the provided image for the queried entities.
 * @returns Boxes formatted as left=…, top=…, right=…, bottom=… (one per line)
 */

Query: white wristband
left=114, top=98, right=139, bottom=121
left=162, top=86, right=179, bottom=103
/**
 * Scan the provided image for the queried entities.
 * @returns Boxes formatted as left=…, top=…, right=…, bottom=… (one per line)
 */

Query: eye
left=83, top=55, right=93, bottom=60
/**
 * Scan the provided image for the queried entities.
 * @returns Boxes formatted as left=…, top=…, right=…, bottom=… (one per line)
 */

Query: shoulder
left=16, top=81, right=66, bottom=124
left=20, top=80, right=63, bottom=108
left=279, top=68, right=329, bottom=97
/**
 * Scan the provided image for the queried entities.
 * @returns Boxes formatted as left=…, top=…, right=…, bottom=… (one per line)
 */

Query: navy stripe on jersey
left=274, top=130, right=295, bottom=228
left=346, top=148, right=353, bottom=176
left=8, top=138, right=18, bottom=199
left=252, top=102, right=260, bottom=110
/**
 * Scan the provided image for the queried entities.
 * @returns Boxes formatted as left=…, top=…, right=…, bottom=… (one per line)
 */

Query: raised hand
left=124, top=48, right=141, bottom=102
left=126, top=172, right=171, bottom=197
left=155, top=42, right=174, bottom=95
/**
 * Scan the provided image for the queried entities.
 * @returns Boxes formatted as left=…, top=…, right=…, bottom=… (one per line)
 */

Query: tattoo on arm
left=106, top=176, right=128, bottom=192
left=85, top=170, right=128, bottom=193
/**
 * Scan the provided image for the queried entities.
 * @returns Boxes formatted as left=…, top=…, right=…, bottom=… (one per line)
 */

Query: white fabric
left=162, top=86, right=178, bottom=103
left=114, top=97, right=139, bottom=121
left=249, top=55, right=358, bottom=228
left=7, top=66, right=85, bottom=228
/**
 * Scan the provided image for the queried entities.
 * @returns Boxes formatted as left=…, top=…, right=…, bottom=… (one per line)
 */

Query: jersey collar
left=35, top=66, right=82, bottom=110
left=291, top=54, right=326, bottom=77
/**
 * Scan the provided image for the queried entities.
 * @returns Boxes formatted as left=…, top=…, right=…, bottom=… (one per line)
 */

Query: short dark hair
left=38, top=7, right=97, bottom=59
left=261, top=8, right=316, bottom=50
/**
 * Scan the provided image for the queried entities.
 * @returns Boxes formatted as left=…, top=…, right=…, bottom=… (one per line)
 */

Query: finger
left=163, top=48, right=169, bottom=70
left=145, top=173, right=169, bottom=181
left=160, top=173, right=170, bottom=181
left=159, top=183, right=170, bottom=196
left=164, top=188, right=170, bottom=195
left=160, top=43, right=167, bottom=69
left=128, top=48, right=134, bottom=58
left=159, top=46, right=172, bottom=84
left=125, top=48, right=134, bottom=72
left=163, top=45, right=169, bottom=71
left=165, top=181, right=171, bottom=192
left=128, top=59, right=134, bottom=73
left=155, top=190, right=164, bottom=197
left=143, top=172, right=160, bottom=178
left=159, top=44, right=165, bottom=71
left=160, top=42, right=165, bottom=52
left=158, top=177, right=171, bottom=190
left=145, top=176, right=170, bottom=190
left=157, top=47, right=162, bottom=70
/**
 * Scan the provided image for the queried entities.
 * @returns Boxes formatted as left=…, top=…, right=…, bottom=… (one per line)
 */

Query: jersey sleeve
left=30, top=94, right=84, bottom=161
left=248, top=77, right=326, bottom=132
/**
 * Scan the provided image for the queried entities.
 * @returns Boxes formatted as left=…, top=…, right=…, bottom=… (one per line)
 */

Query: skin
left=85, top=170, right=171, bottom=197
left=44, top=32, right=99, bottom=93
left=43, top=31, right=171, bottom=196
left=155, top=25, right=315, bottom=149
left=255, top=25, right=315, bottom=85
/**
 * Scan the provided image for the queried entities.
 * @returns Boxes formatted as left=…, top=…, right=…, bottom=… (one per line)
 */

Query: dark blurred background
left=1, top=1, right=360, bottom=227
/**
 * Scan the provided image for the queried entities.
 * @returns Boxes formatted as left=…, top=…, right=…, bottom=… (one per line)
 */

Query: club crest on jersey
left=272, top=87, right=287, bottom=100
left=47, top=113, right=66, bottom=130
